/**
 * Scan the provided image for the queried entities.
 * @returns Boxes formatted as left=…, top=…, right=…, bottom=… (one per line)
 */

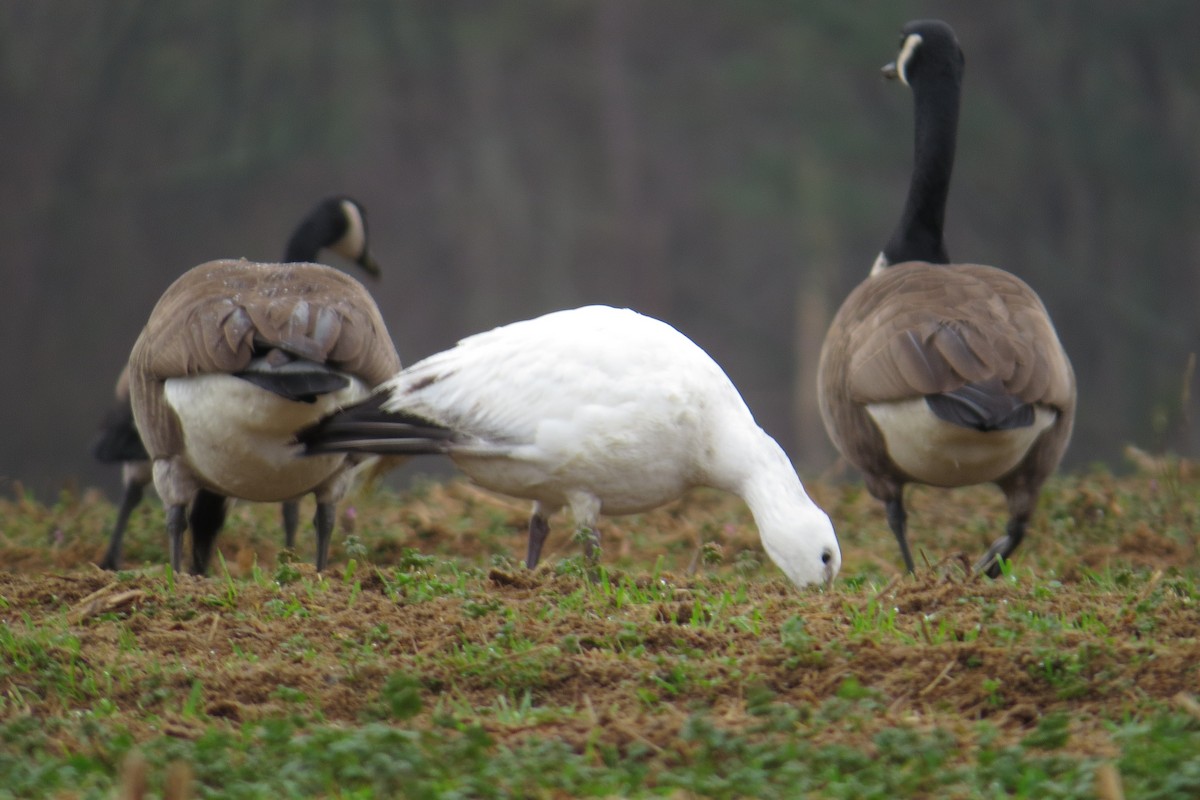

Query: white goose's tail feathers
left=296, top=392, right=455, bottom=456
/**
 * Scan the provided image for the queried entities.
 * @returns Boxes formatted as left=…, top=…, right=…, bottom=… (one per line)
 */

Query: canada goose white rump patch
left=867, top=397, right=1055, bottom=486
left=165, top=373, right=367, bottom=500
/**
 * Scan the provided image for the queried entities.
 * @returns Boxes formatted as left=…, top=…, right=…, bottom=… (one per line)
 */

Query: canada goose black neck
left=880, top=20, right=963, bottom=268
left=285, top=198, right=346, bottom=262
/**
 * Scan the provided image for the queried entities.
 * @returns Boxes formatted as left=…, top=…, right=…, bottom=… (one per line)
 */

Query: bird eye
left=821, top=549, right=833, bottom=565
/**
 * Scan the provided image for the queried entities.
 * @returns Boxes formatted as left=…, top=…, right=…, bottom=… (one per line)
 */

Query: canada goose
left=298, top=305, right=841, bottom=589
left=94, top=197, right=382, bottom=571
left=817, top=20, right=1075, bottom=577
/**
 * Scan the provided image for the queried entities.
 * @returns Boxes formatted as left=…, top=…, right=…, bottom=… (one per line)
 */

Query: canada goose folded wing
left=842, top=263, right=1073, bottom=413
left=130, top=259, right=400, bottom=459
left=134, top=259, right=395, bottom=380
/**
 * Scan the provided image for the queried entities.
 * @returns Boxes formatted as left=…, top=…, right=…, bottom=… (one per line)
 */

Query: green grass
left=0, top=470, right=1197, bottom=797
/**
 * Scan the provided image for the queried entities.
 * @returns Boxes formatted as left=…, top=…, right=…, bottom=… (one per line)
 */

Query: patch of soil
left=0, top=473, right=1197, bottom=766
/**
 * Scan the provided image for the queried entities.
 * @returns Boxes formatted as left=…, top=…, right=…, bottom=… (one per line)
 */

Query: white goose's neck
left=708, top=423, right=840, bottom=588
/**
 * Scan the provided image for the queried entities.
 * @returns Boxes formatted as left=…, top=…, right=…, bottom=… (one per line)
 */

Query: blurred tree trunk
left=791, top=152, right=838, bottom=468
left=594, top=0, right=669, bottom=316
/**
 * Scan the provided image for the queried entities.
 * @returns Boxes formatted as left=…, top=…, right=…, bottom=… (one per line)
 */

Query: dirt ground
left=1, top=470, right=1198, bottom=779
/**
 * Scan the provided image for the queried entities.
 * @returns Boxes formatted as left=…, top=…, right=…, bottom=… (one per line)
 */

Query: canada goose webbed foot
left=974, top=516, right=1027, bottom=578
left=974, top=541, right=1009, bottom=578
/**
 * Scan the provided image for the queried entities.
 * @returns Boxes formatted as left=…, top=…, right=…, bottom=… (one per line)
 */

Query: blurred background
left=2, top=1, right=1199, bottom=501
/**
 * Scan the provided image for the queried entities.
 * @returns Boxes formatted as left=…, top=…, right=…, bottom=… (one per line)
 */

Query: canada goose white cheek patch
left=334, top=199, right=367, bottom=263
left=896, top=33, right=923, bottom=86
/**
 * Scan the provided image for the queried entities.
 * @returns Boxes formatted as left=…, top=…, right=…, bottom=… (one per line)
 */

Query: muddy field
left=1, top=464, right=1198, bottom=798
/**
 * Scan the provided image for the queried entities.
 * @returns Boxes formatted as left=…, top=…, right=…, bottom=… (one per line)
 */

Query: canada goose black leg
left=188, top=489, right=228, bottom=575
left=281, top=500, right=300, bottom=550
left=885, top=496, right=916, bottom=574
left=525, top=511, right=551, bottom=569
left=165, top=504, right=189, bottom=575
left=99, top=480, right=146, bottom=571
left=975, top=513, right=1028, bottom=578
left=314, top=501, right=336, bottom=572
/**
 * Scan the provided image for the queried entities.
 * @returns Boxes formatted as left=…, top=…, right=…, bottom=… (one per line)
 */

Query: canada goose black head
left=284, top=196, right=380, bottom=278
left=882, top=19, right=964, bottom=89
left=873, top=19, right=965, bottom=273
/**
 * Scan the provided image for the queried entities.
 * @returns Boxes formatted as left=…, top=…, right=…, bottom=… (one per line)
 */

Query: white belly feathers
left=867, top=398, right=1056, bottom=487
left=165, top=373, right=368, bottom=501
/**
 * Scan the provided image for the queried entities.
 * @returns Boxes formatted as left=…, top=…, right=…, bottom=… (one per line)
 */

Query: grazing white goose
left=817, top=20, right=1075, bottom=576
left=298, top=305, right=841, bottom=589
left=93, top=196, right=383, bottom=571
left=127, top=255, right=400, bottom=576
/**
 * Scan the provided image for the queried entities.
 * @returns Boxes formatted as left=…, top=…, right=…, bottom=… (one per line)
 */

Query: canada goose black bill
left=817, top=19, right=1076, bottom=577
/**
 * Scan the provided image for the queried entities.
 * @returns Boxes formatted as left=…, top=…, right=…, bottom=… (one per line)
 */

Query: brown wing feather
left=834, top=262, right=1072, bottom=410
left=817, top=261, right=1076, bottom=498
left=129, top=259, right=401, bottom=458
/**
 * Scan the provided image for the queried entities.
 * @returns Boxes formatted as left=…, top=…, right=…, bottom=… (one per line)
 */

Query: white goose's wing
left=382, top=306, right=728, bottom=451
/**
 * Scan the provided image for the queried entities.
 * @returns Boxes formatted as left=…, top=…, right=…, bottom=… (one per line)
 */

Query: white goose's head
left=737, top=434, right=842, bottom=589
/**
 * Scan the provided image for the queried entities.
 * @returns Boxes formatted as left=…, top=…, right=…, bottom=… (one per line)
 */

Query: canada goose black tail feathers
left=234, top=350, right=351, bottom=403
left=234, top=371, right=351, bottom=403
left=925, top=379, right=1036, bottom=432
left=297, top=393, right=455, bottom=456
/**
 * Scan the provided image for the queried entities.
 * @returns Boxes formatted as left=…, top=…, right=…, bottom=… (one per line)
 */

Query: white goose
left=299, top=305, right=840, bottom=589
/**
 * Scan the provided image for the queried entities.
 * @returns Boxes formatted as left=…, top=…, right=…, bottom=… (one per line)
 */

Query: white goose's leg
left=525, top=503, right=551, bottom=568
left=567, top=492, right=603, bottom=568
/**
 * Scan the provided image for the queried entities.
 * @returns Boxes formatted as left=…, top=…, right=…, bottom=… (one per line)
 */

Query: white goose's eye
left=896, top=33, right=924, bottom=87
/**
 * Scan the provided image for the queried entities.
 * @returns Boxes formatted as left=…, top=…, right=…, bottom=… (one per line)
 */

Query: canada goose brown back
left=128, top=258, right=400, bottom=574
left=817, top=20, right=1076, bottom=576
